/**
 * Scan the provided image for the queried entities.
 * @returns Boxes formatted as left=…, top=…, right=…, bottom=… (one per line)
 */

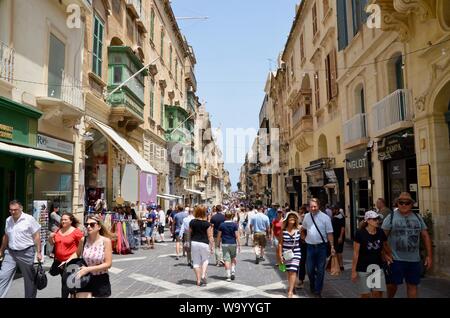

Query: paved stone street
left=5, top=232, right=450, bottom=298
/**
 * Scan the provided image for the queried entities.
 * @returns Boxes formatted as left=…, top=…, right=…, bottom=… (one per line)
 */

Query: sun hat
left=283, top=211, right=299, bottom=222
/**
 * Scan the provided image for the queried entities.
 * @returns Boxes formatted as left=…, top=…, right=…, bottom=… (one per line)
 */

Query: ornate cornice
left=379, top=2, right=410, bottom=42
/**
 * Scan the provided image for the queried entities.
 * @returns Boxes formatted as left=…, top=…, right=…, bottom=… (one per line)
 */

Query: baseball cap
left=364, top=210, right=381, bottom=221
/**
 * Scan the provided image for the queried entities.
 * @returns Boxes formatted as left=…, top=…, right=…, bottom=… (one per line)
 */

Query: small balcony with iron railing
left=0, top=41, right=15, bottom=89
left=343, top=113, right=369, bottom=149
left=185, top=65, right=197, bottom=92
left=126, top=0, right=142, bottom=19
left=37, top=70, right=84, bottom=125
left=371, top=89, right=413, bottom=138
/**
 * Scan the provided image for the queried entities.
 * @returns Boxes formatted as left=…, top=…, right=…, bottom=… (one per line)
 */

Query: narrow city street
left=6, top=231, right=450, bottom=298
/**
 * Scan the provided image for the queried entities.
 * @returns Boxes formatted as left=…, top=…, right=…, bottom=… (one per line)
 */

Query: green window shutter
left=150, top=9, right=155, bottom=41
left=160, top=31, right=164, bottom=59
left=150, top=91, right=154, bottom=118
left=92, top=15, right=104, bottom=76
left=337, top=0, right=348, bottom=51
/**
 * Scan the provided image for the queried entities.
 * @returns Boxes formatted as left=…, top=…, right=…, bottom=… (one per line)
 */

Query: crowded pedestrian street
left=5, top=230, right=449, bottom=298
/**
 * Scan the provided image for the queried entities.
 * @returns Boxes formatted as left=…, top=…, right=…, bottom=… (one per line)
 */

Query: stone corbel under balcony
left=295, top=133, right=313, bottom=152
left=109, top=108, right=143, bottom=132
left=148, top=64, right=158, bottom=77
left=310, top=47, right=322, bottom=65
left=393, top=0, right=435, bottom=21
left=168, top=90, right=175, bottom=100
left=159, top=79, right=167, bottom=90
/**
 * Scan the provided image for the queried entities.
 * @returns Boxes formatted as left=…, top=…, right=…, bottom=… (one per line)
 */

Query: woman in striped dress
left=277, top=211, right=301, bottom=298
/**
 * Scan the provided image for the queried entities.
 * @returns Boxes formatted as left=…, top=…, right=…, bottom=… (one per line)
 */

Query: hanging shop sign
left=0, top=124, right=13, bottom=140
left=140, top=172, right=157, bottom=204
left=346, top=149, right=370, bottom=179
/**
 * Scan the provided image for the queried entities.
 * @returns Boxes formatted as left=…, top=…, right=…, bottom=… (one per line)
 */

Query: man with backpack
left=381, top=192, right=432, bottom=298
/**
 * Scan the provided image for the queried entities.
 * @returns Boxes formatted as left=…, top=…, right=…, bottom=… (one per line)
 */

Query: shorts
left=357, top=270, right=387, bottom=294
left=222, top=244, right=237, bottom=262
left=253, top=233, right=267, bottom=248
left=76, top=273, right=111, bottom=298
left=183, top=232, right=191, bottom=249
left=175, top=231, right=181, bottom=241
left=385, top=260, right=421, bottom=285
left=191, top=241, right=210, bottom=268
left=145, top=226, right=154, bottom=238
left=158, top=225, right=165, bottom=234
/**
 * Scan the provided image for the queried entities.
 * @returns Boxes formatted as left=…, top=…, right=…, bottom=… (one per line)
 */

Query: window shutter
left=337, top=0, right=348, bottom=51
left=314, top=72, right=320, bottom=110
left=325, top=56, right=330, bottom=102
left=331, top=49, right=338, bottom=98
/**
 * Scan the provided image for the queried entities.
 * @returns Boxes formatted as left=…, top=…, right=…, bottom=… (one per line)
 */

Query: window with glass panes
left=92, top=15, right=104, bottom=76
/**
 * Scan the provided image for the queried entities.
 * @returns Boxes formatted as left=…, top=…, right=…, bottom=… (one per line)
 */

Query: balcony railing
left=0, top=41, right=14, bottom=83
left=344, top=113, right=368, bottom=144
left=47, top=70, right=84, bottom=111
left=372, top=89, right=413, bottom=137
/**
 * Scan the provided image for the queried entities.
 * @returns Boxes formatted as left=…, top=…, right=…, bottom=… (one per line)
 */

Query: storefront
left=285, top=171, right=302, bottom=210
left=0, top=97, right=71, bottom=236
left=346, top=148, right=373, bottom=238
left=324, top=168, right=345, bottom=208
left=305, top=158, right=334, bottom=208
left=35, top=134, right=74, bottom=212
left=84, top=117, right=158, bottom=211
left=378, top=128, right=418, bottom=209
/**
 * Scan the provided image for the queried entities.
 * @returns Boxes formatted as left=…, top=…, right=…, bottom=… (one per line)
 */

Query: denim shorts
left=385, top=260, right=421, bottom=285
left=145, top=226, right=154, bottom=238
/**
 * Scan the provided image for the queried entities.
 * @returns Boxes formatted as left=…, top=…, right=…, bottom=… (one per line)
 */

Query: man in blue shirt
left=217, top=211, right=240, bottom=281
left=250, top=206, right=270, bottom=264
left=210, top=205, right=226, bottom=266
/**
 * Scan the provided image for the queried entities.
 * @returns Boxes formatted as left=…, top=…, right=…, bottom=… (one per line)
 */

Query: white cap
left=364, top=210, right=381, bottom=221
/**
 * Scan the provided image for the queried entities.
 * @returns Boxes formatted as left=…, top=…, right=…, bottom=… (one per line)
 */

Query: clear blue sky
left=172, top=0, right=300, bottom=190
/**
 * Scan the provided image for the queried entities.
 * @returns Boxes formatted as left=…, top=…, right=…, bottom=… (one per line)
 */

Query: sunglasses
left=84, top=222, right=98, bottom=228
left=398, top=200, right=412, bottom=206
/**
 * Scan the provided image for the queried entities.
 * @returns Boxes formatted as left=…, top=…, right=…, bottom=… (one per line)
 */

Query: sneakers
left=201, top=277, right=207, bottom=286
left=226, top=276, right=231, bottom=282
left=255, top=257, right=259, bottom=264
left=231, top=272, right=235, bottom=280
left=175, top=256, right=179, bottom=260
left=260, top=256, right=265, bottom=261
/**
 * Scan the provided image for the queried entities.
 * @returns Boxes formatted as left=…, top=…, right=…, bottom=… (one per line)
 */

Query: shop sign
left=37, top=134, right=74, bottom=156
left=346, top=149, right=370, bottom=179
left=0, top=123, right=13, bottom=140
left=378, top=132, right=415, bottom=161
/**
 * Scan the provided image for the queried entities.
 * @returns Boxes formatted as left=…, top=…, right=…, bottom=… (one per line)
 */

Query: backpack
left=388, top=209, right=422, bottom=230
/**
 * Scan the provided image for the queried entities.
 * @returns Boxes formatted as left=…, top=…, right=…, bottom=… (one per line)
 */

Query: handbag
left=35, top=262, right=48, bottom=290
left=310, top=213, right=332, bottom=258
left=62, top=237, right=91, bottom=294
left=282, top=230, right=298, bottom=261
left=49, top=259, right=62, bottom=276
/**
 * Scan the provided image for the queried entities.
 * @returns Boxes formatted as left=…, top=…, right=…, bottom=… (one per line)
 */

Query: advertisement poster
left=140, top=172, right=157, bottom=204
left=33, top=200, right=49, bottom=260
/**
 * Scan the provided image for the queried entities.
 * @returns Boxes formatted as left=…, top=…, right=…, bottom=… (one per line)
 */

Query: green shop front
left=0, top=97, right=71, bottom=236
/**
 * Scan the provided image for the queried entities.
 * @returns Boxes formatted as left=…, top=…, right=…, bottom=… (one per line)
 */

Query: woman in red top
left=271, top=209, right=284, bottom=265
left=49, top=212, right=84, bottom=298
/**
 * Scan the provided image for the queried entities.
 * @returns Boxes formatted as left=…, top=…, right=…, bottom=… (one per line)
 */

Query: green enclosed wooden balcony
left=107, top=46, right=148, bottom=131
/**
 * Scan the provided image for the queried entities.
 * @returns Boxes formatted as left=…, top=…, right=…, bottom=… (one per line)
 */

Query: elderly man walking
left=0, top=200, right=42, bottom=298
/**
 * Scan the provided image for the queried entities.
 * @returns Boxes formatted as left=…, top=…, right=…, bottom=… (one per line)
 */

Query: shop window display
left=85, top=129, right=108, bottom=212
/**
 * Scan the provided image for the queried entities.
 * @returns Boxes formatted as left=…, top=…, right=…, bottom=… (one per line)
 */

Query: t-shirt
left=332, top=215, right=345, bottom=241
left=354, top=227, right=387, bottom=272
left=158, top=210, right=166, bottom=226
left=146, top=211, right=157, bottom=228
left=302, top=211, right=334, bottom=245
left=210, top=213, right=226, bottom=237
left=219, top=221, right=238, bottom=244
left=174, top=211, right=188, bottom=232
left=250, top=213, right=270, bottom=233
left=381, top=211, right=427, bottom=262
left=190, top=219, right=211, bottom=244
left=54, top=228, right=84, bottom=262
left=267, top=208, right=277, bottom=223
left=272, top=219, right=283, bottom=238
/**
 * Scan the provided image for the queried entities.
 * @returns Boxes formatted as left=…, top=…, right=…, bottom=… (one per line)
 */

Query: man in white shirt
left=0, top=200, right=42, bottom=298
left=301, top=198, right=335, bottom=298
left=179, top=208, right=195, bottom=268
left=244, top=206, right=257, bottom=246
left=156, top=205, right=166, bottom=243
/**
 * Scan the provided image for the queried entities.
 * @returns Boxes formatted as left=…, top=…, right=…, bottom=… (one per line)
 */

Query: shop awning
left=157, top=194, right=177, bottom=201
left=88, top=118, right=158, bottom=175
left=158, top=193, right=183, bottom=200
left=185, top=188, right=204, bottom=195
left=0, top=141, right=72, bottom=164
